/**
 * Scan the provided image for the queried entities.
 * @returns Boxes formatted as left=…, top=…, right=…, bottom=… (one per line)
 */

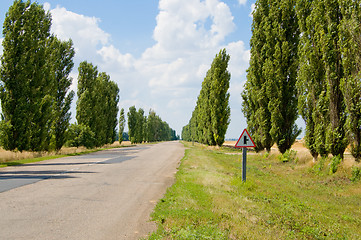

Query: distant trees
left=182, top=49, right=231, bottom=146
left=119, top=108, right=125, bottom=144
left=128, top=106, right=177, bottom=144
left=0, top=0, right=74, bottom=151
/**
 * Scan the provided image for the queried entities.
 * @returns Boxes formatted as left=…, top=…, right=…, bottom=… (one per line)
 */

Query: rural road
left=0, top=141, right=184, bottom=240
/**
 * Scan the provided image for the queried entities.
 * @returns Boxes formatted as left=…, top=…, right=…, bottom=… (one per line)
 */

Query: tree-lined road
left=0, top=141, right=184, bottom=240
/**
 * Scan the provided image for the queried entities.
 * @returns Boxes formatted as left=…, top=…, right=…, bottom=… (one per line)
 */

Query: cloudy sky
left=0, top=0, right=284, bottom=139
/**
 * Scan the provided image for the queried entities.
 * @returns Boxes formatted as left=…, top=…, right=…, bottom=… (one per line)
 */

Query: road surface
left=0, top=141, right=184, bottom=240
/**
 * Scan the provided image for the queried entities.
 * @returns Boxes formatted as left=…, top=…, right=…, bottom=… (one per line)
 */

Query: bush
left=66, top=123, right=96, bottom=149
left=329, top=155, right=342, bottom=174
left=351, top=167, right=361, bottom=182
left=278, top=149, right=298, bottom=163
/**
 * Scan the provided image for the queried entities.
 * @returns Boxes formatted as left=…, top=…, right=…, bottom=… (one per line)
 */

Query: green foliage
left=127, top=106, right=138, bottom=144
left=127, top=106, right=146, bottom=144
left=278, top=149, right=298, bottom=163
left=119, top=108, right=125, bottom=144
left=65, top=123, right=96, bottom=149
left=0, top=0, right=52, bottom=151
left=242, top=0, right=273, bottom=153
left=339, top=0, right=361, bottom=162
left=351, top=167, right=361, bottom=182
left=47, top=36, right=75, bottom=151
left=182, top=49, right=231, bottom=147
left=76, top=62, right=119, bottom=147
left=329, top=155, right=342, bottom=174
left=128, top=107, right=177, bottom=144
left=242, top=0, right=300, bottom=154
left=0, top=0, right=75, bottom=152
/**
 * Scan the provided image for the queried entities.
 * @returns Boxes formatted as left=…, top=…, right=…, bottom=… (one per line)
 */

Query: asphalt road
left=0, top=141, right=184, bottom=240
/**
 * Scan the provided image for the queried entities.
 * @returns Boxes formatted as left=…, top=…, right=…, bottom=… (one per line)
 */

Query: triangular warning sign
left=235, top=129, right=256, bottom=148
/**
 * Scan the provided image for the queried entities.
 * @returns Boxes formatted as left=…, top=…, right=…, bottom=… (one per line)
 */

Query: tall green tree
left=119, top=108, right=125, bottom=144
left=243, top=0, right=300, bottom=154
left=135, top=108, right=146, bottom=143
left=76, top=62, right=119, bottom=147
left=320, top=0, right=348, bottom=158
left=146, top=110, right=158, bottom=142
left=242, top=0, right=273, bottom=152
left=190, top=49, right=231, bottom=146
left=76, top=61, right=98, bottom=132
left=127, top=106, right=138, bottom=144
left=209, top=49, right=231, bottom=146
left=48, top=36, right=75, bottom=151
left=296, top=0, right=328, bottom=160
left=0, top=0, right=52, bottom=151
left=340, top=0, right=361, bottom=161
left=266, top=0, right=301, bottom=154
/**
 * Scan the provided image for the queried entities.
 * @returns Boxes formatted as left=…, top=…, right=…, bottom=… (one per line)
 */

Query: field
left=148, top=141, right=361, bottom=239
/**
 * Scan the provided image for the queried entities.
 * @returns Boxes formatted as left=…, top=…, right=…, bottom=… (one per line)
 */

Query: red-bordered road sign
left=235, top=129, right=256, bottom=148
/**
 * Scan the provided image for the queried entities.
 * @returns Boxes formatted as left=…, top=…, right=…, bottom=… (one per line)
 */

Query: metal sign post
left=235, top=129, right=255, bottom=182
left=242, top=148, right=247, bottom=181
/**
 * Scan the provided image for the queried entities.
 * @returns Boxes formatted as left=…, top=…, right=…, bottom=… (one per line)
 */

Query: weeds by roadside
left=148, top=142, right=361, bottom=239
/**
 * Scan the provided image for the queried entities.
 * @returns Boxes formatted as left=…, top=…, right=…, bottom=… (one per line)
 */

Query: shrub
left=351, top=167, right=361, bottom=182
left=329, top=155, right=342, bottom=174
left=66, top=123, right=96, bottom=149
left=278, top=149, right=298, bottom=163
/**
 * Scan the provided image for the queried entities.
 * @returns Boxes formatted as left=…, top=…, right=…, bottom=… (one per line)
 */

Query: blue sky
left=0, top=0, right=286, bottom=139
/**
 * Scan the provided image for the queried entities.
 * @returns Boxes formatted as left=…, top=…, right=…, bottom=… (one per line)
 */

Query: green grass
left=148, top=142, right=361, bottom=239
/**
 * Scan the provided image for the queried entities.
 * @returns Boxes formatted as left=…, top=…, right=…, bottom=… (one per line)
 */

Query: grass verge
left=0, top=142, right=133, bottom=168
left=148, top=142, right=361, bottom=239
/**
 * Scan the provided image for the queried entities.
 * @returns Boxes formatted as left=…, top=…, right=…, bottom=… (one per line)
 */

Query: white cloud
left=238, top=0, right=247, bottom=5
left=48, top=3, right=110, bottom=61
left=45, top=0, right=251, bottom=138
left=250, top=3, right=256, bottom=18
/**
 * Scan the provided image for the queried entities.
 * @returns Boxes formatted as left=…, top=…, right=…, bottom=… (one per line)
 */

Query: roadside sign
left=235, top=129, right=255, bottom=148
left=235, top=129, right=255, bottom=182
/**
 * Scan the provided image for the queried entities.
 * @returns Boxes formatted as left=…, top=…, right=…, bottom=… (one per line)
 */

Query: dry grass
left=0, top=141, right=132, bottom=164
left=224, top=139, right=359, bottom=168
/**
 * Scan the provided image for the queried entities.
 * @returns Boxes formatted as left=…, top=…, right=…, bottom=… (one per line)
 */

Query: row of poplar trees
left=182, top=49, right=231, bottom=147
left=242, top=0, right=361, bottom=161
left=126, top=106, right=178, bottom=144
left=0, top=0, right=119, bottom=151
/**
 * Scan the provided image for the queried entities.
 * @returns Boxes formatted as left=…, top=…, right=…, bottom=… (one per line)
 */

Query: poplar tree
left=320, top=0, right=348, bottom=158
left=119, top=108, right=125, bottom=144
left=340, top=0, right=361, bottom=161
left=243, top=0, right=300, bottom=154
left=209, top=49, right=231, bottom=146
left=242, top=0, right=273, bottom=152
left=76, top=62, right=119, bottom=147
left=266, top=0, right=300, bottom=154
left=0, top=0, right=52, bottom=151
left=76, top=61, right=98, bottom=132
left=48, top=36, right=75, bottom=151
left=296, top=0, right=328, bottom=160
left=135, top=108, right=146, bottom=143
left=127, top=106, right=138, bottom=144
left=190, top=49, right=231, bottom=146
